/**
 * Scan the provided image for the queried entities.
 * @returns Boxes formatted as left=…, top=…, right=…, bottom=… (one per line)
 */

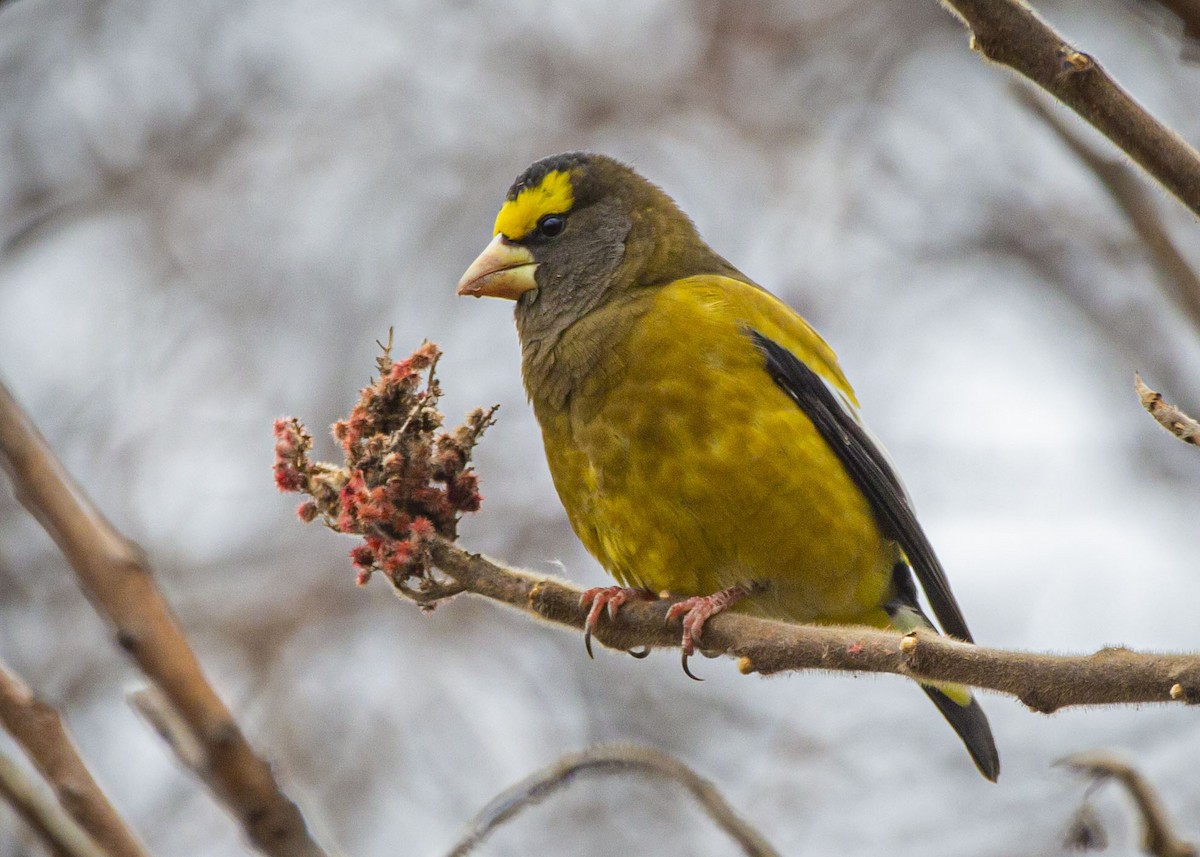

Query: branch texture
left=0, top=380, right=329, bottom=857
left=430, top=541, right=1200, bottom=714
left=0, top=662, right=149, bottom=857
left=0, top=752, right=110, bottom=857
left=941, top=0, right=1200, bottom=218
left=1136, top=373, right=1200, bottom=446
left=444, top=744, right=780, bottom=857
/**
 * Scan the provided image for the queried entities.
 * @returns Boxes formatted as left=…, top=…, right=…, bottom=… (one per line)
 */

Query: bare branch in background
left=939, top=0, right=1200, bottom=218
left=1063, top=801, right=1109, bottom=852
left=0, top=662, right=150, bottom=857
left=0, top=752, right=111, bottom=857
left=128, top=688, right=208, bottom=775
left=1060, top=751, right=1198, bottom=857
left=444, top=744, right=780, bottom=857
left=1016, top=87, right=1200, bottom=336
left=1135, top=374, right=1200, bottom=446
left=0, top=380, right=330, bottom=857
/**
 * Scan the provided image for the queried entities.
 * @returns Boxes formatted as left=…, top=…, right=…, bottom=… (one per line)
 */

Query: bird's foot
left=665, top=586, right=749, bottom=680
left=579, top=586, right=657, bottom=658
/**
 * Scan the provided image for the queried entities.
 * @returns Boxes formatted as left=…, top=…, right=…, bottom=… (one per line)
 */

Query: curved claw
left=665, top=585, right=751, bottom=678
left=579, top=586, right=656, bottom=658
left=627, top=646, right=650, bottom=659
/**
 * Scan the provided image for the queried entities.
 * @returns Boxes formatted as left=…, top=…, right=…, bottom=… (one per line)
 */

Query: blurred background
left=2, top=0, right=1199, bottom=854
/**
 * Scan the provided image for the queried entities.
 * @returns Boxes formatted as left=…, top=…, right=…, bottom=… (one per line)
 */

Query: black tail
left=885, top=563, right=999, bottom=781
left=922, top=685, right=1000, bottom=782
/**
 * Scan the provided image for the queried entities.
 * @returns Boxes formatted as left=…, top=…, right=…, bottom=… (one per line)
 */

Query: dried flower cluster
left=273, top=338, right=497, bottom=593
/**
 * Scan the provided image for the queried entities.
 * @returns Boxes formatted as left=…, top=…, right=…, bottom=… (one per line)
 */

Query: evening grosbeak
left=457, top=152, right=999, bottom=781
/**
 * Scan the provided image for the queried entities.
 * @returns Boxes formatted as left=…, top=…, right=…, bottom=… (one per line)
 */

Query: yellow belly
left=535, top=277, right=896, bottom=625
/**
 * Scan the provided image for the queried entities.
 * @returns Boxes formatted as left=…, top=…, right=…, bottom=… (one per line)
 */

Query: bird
left=456, top=152, right=999, bottom=781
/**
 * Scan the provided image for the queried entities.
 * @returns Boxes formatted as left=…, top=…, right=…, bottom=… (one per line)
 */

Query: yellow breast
left=536, top=276, right=896, bottom=625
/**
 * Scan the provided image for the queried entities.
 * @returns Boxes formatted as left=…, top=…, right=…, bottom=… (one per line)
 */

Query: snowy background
left=2, top=0, right=1199, bottom=854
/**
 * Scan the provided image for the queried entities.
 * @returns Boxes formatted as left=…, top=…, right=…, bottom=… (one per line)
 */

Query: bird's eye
left=537, top=214, right=566, bottom=238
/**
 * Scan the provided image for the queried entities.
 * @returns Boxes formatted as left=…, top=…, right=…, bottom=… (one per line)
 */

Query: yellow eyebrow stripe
left=494, top=170, right=574, bottom=240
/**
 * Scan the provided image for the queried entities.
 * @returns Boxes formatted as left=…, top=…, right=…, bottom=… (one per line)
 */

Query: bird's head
left=457, top=152, right=736, bottom=342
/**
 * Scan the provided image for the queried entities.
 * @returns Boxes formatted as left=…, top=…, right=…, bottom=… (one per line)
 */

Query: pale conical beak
left=456, top=234, right=538, bottom=300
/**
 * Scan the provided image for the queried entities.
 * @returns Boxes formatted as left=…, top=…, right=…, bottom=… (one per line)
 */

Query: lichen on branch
left=274, top=336, right=497, bottom=595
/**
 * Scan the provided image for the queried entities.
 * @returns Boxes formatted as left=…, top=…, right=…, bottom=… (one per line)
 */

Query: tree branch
left=444, top=744, right=780, bottom=857
left=939, top=0, right=1200, bottom=218
left=1060, top=751, right=1198, bottom=857
left=0, top=380, right=329, bottom=857
left=1135, top=373, right=1200, bottom=446
left=128, top=688, right=213, bottom=782
left=278, top=340, right=1200, bottom=712
left=428, top=541, right=1200, bottom=714
left=0, top=662, right=149, bottom=857
left=0, top=752, right=111, bottom=857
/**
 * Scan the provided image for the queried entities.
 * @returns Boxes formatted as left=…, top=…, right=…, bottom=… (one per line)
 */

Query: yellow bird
left=457, top=153, right=999, bottom=780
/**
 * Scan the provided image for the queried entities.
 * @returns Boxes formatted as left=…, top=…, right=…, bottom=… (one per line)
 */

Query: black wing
left=749, top=329, right=973, bottom=643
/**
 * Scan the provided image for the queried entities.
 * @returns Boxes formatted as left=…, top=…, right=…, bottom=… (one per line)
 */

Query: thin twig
left=1135, top=373, right=1200, bottom=446
left=1059, top=751, right=1197, bottom=857
left=0, top=662, right=150, bottom=857
left=939, top=0, right=1200, bottom=218
left=444, top=744, right=780, bottom=857
left=128, top=688, right=208, bottom=774
left=1016, top=86, right=1200, bottom=335
left=0, top=751, right=112, bottom=857
left=0, top=380, right=329, bottom=857
left=1063, top=801, right=1109, bottom=852
left=429, top=541, right=1200, bottom=714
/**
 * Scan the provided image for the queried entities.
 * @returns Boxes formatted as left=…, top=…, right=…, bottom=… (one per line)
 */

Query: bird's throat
left=518, top=288, right=656, bottom=415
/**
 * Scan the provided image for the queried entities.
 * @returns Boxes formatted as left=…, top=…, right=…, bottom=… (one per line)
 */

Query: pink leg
left=579, top=586, right=657, bottom=658
left=665, top=585, right=749, bottom=680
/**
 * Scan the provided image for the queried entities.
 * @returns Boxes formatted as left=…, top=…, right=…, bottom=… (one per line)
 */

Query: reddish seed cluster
left=273, top=418, right=306, bottom=492
left=273, top=339, right=496, bottom=591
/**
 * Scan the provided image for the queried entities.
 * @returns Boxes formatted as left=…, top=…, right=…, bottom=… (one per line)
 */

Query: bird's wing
left=747, top=328, right=974, bottom=643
